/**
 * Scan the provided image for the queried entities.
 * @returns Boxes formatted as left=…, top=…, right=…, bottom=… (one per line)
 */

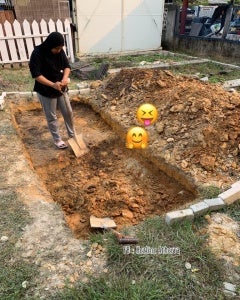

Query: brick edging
left=165, top=181, right=240, bottom=225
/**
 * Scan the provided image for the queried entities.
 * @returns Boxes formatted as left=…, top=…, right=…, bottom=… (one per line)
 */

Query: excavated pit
left=13, top=99, right=196, bottom=238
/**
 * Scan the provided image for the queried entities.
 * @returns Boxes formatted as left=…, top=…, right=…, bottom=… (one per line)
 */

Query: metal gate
left=74, top=0, right=165, bottom=55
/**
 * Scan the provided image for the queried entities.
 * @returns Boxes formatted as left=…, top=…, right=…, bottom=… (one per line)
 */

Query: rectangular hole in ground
left=13, top=100, right=196, bottom=239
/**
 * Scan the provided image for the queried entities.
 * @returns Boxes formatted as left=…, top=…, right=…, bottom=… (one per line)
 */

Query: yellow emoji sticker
left=137, top=103, right=158, bottom=126
left=126, top=127, right=148, bottom=149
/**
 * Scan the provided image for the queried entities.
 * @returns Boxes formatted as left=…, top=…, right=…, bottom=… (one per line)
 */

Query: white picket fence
left=0, top=18, right=74, bottom=65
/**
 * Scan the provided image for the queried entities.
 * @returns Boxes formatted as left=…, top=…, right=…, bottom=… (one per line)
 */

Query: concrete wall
left=162, top=4, right=240, bottom=60
left=171, top=36, right=240, bottom=60
left=162, top=4, right=179, bottom=48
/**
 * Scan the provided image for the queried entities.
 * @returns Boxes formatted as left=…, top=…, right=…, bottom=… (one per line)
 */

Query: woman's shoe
left=54, top=140, right=68, bottom=149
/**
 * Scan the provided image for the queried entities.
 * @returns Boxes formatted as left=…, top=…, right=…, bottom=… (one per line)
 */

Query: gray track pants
left=37, top=93, right=74, bottom=142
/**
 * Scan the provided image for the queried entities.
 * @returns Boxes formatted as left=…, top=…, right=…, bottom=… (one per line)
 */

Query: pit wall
left=4, top=89, right=197, bottom=196
left=77, top=93, right=198, bottom=196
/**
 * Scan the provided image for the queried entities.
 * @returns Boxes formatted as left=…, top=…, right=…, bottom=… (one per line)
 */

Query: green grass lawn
left=0, top=191, right=37, bottom=300
left=51, top=186, right=240, bottom=299
left=52, top=214, right=231, bottom=300
left=1, top=197, right=239, bottom=299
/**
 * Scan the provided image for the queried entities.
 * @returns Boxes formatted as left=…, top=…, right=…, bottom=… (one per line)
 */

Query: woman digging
left=29, top=31, right=74, bottom=149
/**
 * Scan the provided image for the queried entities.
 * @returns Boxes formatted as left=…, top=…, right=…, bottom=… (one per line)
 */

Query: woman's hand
left=52, top=81, right=63, bottom=92
left=61, top=68, right=71, bottom=87
left=61, top=78, right=70, bottom=86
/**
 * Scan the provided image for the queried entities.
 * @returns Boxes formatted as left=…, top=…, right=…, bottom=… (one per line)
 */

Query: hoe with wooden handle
left=62, top=89, right=88, bottom=158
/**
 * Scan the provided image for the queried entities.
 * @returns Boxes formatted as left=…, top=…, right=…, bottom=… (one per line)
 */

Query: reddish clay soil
left=14, top=101, right=194, bottom=238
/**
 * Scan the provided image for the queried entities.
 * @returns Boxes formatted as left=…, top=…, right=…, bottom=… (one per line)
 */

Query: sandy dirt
left=204, top=213, right=240, bottom=266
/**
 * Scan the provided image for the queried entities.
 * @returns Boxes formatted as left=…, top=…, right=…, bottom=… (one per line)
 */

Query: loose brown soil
left=14, top=101, right=194, bottom=239
left=96, top=68, right=240, bottom=188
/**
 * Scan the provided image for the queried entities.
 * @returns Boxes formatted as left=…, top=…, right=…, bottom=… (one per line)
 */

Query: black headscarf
left=40, top=32, right=65, bottom=52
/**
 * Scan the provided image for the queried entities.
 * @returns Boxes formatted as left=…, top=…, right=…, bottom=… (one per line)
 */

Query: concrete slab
left=189, top=201, right=209, bottom=216
left=222, top=78, right=240, bottom=89
left=203, top=198, right=225, bottom=211
left=165, top=209, right=194, bottom=225
left=90, top=215, right=117, bottom=229
left=218, top=186, right=240, bottom=205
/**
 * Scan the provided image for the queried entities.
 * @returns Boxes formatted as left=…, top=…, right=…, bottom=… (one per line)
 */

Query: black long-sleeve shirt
left=29, top=46, right=71, bottom=97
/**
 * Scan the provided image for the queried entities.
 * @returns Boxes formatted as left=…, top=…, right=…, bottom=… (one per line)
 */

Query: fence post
left=23, top=19, right=34, bottom=59
left=64, top=19, right=74, bottom=63
left=13, top=20, right=28, bottom=61
left=0, top=23, right=10, bottom=63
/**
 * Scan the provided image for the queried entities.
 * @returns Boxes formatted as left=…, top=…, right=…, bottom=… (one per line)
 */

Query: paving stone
left=223, top=78, right=240, bottom=89
left=218, top=186, right=240, bottom=205
left=189, top=201, right=209, bottom=216
left=79, top=88, right=91, bottom=95
left=223, top=290, right=237, bottom=298
left=223, top=282, right=236, bottom=293
left=165, top=209, right=194, bottom=225
left=0, top=92, right=6, bottom=110
left=203, top=198, right=225, bottom=211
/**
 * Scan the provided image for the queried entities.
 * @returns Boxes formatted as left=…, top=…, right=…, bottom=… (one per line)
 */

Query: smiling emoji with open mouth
left=137, top=103, right=158, bottom=126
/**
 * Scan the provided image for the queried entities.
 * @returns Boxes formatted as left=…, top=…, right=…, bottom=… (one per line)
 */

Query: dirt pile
left=98, top=68, right=240, bottom=188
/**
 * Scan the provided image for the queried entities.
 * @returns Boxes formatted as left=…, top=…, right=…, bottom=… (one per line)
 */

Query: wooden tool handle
left=117, top=238, right=139, bottom=244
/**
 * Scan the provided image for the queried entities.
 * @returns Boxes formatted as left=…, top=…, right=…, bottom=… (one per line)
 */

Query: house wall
left=74, top=0, right=165, bottom=55
left=14, top=0, right=70, bottom=22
